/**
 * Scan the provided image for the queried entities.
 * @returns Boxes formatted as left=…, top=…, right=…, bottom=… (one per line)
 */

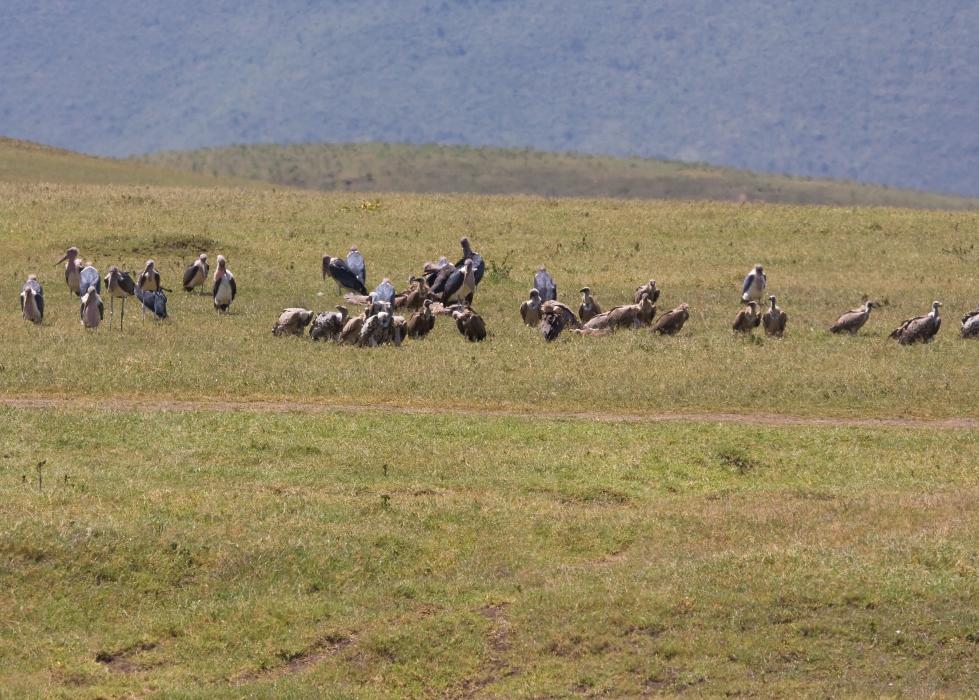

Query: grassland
left=0, top=137, right=255, bottom=189
left=3, top=181, right=979, bottom=697
left=2, top=408, right=978, bottom=697
left=135, top=142, right=979, bottom=209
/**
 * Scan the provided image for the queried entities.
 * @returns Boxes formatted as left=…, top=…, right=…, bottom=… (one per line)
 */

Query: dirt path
left=2, top=396, right=978, bottom=430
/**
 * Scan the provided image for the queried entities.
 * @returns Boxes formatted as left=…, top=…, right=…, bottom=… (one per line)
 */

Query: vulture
left=212, top=255, right=237, bottom=312
left=584, top=294, right=654, bottom=331
left=732, top=301, right=761, bottom=333
left=20, top=275, right=44, bottom=324
left=539, top=300, right=581, bottom=341
left=520, top=289, right=543, bottom=326
left=634, top=280, right=660, bottom=305
left=135, top=286, right=168, bottom=320
left=890, top=301, right=942, bottom=345
left=741, top=264, right=766, bottom=303
left=830, top=301, right=879, bottom=335
left=441, top=259, right=476, bottom=304
left=578, top=287, right=602, bottom=323
left=390, top=316, right=408, bottom=346
left=183, top=254, right=209, bottom=293
left=534, top=267, right=557, bottom=302
left=961, top=307, right=979, bottom=339
left=346, top=246, right=367, bottom=286
left=359, top=311, right=392, bottom=347
left=322, top=255, right=368, bottom=296
left=80, top=285, right=104, bottom=329
left=652, top=303, right=690, bottom=335
left=456, top=237, right=485, bottom=285
left=56, top=246, right=82, bottom=296
left=762, top=295, right=787, bottom=337
left=395, top=276, right=428, bottom=310
left=272, top=308, right=314, bottom=336
left=137, top=259, right=162, bottom=292
left=104, top=266, right=136, bottom=330
left=310, top=306, right=348, bottom=341
left=339, top=313, right=366, bottom=345
left=453, top=307, right=487, bottom=342
left=407, top=299, right=436, bottom=339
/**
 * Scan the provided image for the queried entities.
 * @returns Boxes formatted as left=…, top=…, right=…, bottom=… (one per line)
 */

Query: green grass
left=2, top=183, right=979, bottom=419
left=2, top=408, right=978, bottom=697
left=0, top=137, right=257, bottom=188
left=134, top=142, right=979, bottom=209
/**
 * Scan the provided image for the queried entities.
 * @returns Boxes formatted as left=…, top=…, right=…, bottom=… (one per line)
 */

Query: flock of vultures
left=18, top=238, right=972, bottom=345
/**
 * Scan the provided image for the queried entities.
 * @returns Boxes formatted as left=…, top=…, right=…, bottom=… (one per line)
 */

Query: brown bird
left=407, top=299, right=436, bottom=338
left=890, top=301, right=942, bottom=344
left=538, top=300, right=581, bottom=341
left=830, top=301, right=879, bottom=334
left=634, top=279, right=660, bottom=305
left=652, top=303, right=690, bottom=335
left=762, top=295, right=787, bottom=337
left=272, top=308, right=314, bottom=336
left=733, top=301, right=761, bottom=333
left=358, top=311, right=392, bottom=347
left=390, top=315, right=408, bottom=346
left=578, top=287, right=603, bottom=323
left=395, top=276, right=428, bottom=310
left=454, top=307, right=486, bottom=342
left=961, top=306, right=979, bottom=339
left=584, top=294, right=654, bottom=331
left=339, top=313, right=367, bottom=345
left=520, top=288, right=543, bottom=326
left=310, top=306, right=348, bottom=341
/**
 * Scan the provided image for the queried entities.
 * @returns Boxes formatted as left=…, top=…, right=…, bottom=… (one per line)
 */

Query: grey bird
left=346, top=246, right=367, bottom=286
left=520, top=289, right=543, bottom=326
left=272, top=308, right=314, bottom=336
left=322, top=255, right=368, bottom=296
left=829, top=301, right=879, bottom=334
left=310, top=306, right=348, bottom=341
left=55, top=246, right=82, bottom=296
left=961, top=306, right=979, bottom=339
left=134, top=286, right=168, bottom=320
left=104, top=266, right=136, bottom=330
left=762, top=295, right=787, bottom=337
left=890, top=301, right=942, bottom=344
left=20, top=275, right=44, bottom=324
left=80, top=285, right=104, bottom=329
left=534, top=267, right=557, bottom=302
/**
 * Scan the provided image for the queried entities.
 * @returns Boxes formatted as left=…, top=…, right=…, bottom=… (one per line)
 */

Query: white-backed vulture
left=359, top=311, right=392, bottom=347
left=520, top=289, right=543, bottom=326
left=733, top=301, right=761, bottom=333
left=310, top=306, right=348, bottom=341
left=890, top=301, right=942, bottom=344
left=830, top=301, right=879, bottom=334
left=961, top=307, right=979, bottom=339
left=652, top=303, right=690, bottom=335
left=407, top=299, right=436, bottom=338
left=272, top=308, right=314, bottom=336
left=634, top=280, right=660, bottom=305
left=578, top=287, right=602, bottom=323
left=762, top=295, right=787, bottom=337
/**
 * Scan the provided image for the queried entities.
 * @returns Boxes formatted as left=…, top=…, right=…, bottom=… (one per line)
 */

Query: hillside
left=138, top=142, right=979, bottom=209
left=3, top=2, right=979, bottom=196
left=0, top=137, right=251, bottom=188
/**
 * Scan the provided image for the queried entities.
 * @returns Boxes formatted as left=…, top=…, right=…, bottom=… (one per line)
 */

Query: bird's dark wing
left=330, top=260, right=368, bottom=294
left=346, top=251, right=367, bottom=285
left=119, top=271, right=137, bottom=295
left=441, top=269, right=464, bottom=302
left=212, top=277, right=220, bottom=299
left=97, top=298, right=104, bottom=320
left=229, top=276, right=237, bottom=301
left=741, top=274, right=754, bottom=295
left=36, top=292, right=44, bottom=318
left=19, top=291, right=24, bottom=312
left=471, top=254, right=485, bottom=285
left=183, top=263, right=198, bottom=288
left=429, top=264, right=456, bottom=294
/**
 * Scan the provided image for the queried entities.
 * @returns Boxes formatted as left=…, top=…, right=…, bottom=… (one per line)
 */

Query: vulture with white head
left=890, top=301, right=942, bottom=344
left=520, top=289, right=543, bottom=326
left=830, top=301, right=879, bottom=334
left=578, top=287, right=602, bottom=323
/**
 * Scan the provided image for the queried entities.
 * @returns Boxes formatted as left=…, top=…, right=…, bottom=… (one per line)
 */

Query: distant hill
left=3, top=2, right=979, bottom=196
left=137, top=143, right=979, bottom=209
left=0, top=137, right=250, bottom=188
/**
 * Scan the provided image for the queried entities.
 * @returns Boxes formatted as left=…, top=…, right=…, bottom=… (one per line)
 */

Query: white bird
left=80, top=285, right=104, bottom=329
left=212, top=255, right=237, bottom=312
left=20, top=275, right=44, bottom=324
left=741, top=264, right=766, bottom=303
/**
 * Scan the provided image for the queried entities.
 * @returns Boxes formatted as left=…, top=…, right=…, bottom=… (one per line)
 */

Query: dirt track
left=2, top=396, right=977, bottom=430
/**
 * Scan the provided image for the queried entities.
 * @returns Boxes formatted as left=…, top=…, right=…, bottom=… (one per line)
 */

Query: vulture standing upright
left=20, top=275, right=44, bottom=324
left=322, top=255, right=369, bottom=296
left=830, top=301, right=879, bottom=334
left=890, top=301, right=942, bottom=344
left=212, top=255, right=237, bottom=312
left=520, top=289, right=543, bottom=326
left=733, top=301, right=761, bottom=333
left=741, top=265, right=766, bottom=303
left=183, top=254, right=209, bottom=293
left=634, top=280, right=660, bottom=305
left=372, top=278, right=396, bottom=307
left=407, top=299, right=436, bottom=338
left=578, top=287, right=602, bottom=323
left=359, top=311, right=392, bottom=347
left=652, top=303, right=689, bottom=335
left=539, top=300, right=581, bottom=341
left=961, top=306, right=979, bottom=339
left=272, top=308, right=314, bottom=336
left=534, top=267, right=557, bottom=302
left=310, top=306, right=348, bottom=341
left=346, top=246, right=367, bottom=286
left=762, top=295, right=787, bottom=337
left=454, top=307, right=487, bottom=342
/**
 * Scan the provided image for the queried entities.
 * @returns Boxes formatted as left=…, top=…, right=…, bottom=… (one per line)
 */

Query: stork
left=20, top=275, right=44, bottom=324
left=456, top=237, right=485, bottom=285
left=55, top=246, right=82, bottom=296
left=520, top=289, right=542, bottom=326
left=762, top=295, right=787, bottom=337
left=183, top=254, right=209, bottom=293
left=441, top=259, right=476, bottom=304
left=372, top=278, right=396, bottom=307
left=890, top=301, right=942, bottom=344
left=80, top=285, right=104, bottom=329
left=322, top=255, right=368, bottom=296
left=79, top=261, right=100, bottom=297
left=578, top=287, right=602, bottom=323
left=137, top=259, right=162, bottom=292
left=346, top=246, right=367, bottom=286
left=534, top=267, right=557, bottom=302
left=423, top=256, right=450, bottom=288
left=104, top=266, right=136, bottom=330
left=212, top=255, right=237, bottom=312
left=134, top=286, right=167, bottom=320
left=741, top=264, right=766, bottom=303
